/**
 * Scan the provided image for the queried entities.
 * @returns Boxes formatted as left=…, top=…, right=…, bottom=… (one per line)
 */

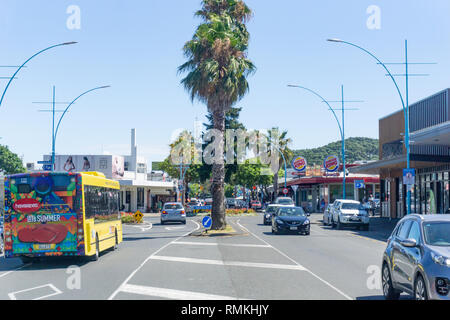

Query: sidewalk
left=367, top=216, right=401, bottom=241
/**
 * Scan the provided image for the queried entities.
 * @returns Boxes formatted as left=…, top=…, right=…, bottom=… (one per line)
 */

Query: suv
left=331, top=199, right=369, bottom=230
left=382, top=214, right=450, bottom=300
left=274, top=197, right=295, bottom=207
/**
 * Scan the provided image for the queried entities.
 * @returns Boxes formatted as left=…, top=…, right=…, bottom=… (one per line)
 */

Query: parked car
left=382, top=214, right=450, bottom=300
left=161, top=202, right=186, bottom=225
left=251, top=200, right=262, bottom=211
left=263, top=205, right=284, bottom=225
left=274, top=197, right=295, bottom=206
left=331, top=200, right=369, bottom=231
left=226, top=198, right=238, bottom=209
left=323, top=204, right=333, bottom=226
left=271, top=206, right=311, bottom=235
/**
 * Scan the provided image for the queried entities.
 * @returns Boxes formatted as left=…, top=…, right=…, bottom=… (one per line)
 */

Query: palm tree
left=179, top=0, right=255, bottom=230
left=265, top=128, right=293, bottom=201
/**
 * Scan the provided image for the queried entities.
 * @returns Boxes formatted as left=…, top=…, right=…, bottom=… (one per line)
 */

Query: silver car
left=382, top=214, right=450, bottom=300
left=161, top=203, right=186, bottom=225
left=331, top=200, right=370, bottom=231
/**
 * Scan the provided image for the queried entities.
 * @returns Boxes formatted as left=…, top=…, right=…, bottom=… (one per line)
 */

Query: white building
left=42, top=129, right=177, bottom=213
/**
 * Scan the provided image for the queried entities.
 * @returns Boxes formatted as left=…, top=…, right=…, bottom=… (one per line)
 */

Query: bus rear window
left=17, top=184, right=32, bottom=194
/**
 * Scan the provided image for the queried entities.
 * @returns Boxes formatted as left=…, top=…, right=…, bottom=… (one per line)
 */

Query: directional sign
left=37, top=161, right=52, bottom=165
left=355, top=180, right=365, bottom=189
left=134, top=210, right=143, bottom=223
left=43, top=164, right=53, bottom=171
left=403, top=169, right=415, bottom=186
left=202, top=216, right=212, bottom=229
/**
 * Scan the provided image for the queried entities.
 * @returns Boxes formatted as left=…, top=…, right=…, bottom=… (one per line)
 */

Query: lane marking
left=121, top=284, right=239, bottom=300
left=172, top=241, right=271, bottom=248
left=0, top=263, right=31, bottom=279
left=149, top=255, right=306, bottom=271
left=165, top=226, right=186, bottom=231
left=108, top=219, right=201, bottom=300
left=236, top=219, right=353, bottom=300
left=8, top=283, right=62, bottom=300
left=125, top=223, right=153, bottom=232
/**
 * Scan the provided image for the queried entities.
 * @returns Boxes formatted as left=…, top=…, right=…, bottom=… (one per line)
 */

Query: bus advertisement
left=3, top=171, right=122, bottom=262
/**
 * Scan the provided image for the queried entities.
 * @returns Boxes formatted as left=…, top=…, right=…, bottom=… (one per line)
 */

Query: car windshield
left=164, top=204, right=183, bottom=210
left=423, top=222, right=450, bottom=246
left=278, top=207, right=305, bottom=217
left=266, top=207, right=278, bottom=213
left=277, top=198, right=293, bottom=205
left=341, top=203, right=364, bottom=210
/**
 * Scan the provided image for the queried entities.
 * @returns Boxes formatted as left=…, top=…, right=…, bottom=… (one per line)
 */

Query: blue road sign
left=355, top=180, right=365, bottom=189
left=43, top=164, right=52, bottom=171
left=202, top=216, right=212, bottom=229
left=403, top=169, right=415, bottom=185
left=37, top=161, right=52, bottom=165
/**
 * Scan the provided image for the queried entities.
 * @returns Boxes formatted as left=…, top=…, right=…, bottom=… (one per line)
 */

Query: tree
left=179, top=0, right=255, bottom=230
left=0, top=145, right=25, bottom=175
left=263, top=128, right=293, bottom=200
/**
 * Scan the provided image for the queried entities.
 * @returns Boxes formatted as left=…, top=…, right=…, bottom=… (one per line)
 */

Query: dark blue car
left=272, top=206, right=310, bottom=235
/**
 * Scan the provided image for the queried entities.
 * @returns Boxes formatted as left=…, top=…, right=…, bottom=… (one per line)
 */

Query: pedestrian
left=158, top=200, right=162, bottom=213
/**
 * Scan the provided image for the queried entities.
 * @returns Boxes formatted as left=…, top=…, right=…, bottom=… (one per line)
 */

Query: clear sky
left=0, top=0, right=449, bottom=168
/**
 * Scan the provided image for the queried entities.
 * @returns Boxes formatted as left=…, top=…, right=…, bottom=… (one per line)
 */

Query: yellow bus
left=3, top=171, right=122, bottom=263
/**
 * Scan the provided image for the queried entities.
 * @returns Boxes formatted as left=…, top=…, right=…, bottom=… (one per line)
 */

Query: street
left=0, top=213, right=412, bottom=300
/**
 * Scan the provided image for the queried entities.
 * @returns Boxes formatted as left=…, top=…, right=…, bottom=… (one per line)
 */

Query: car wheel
left=113, top=231, right=118, bottom=251
left=414, top=275, right=428, bottom=301
left=337, top=218, right=343, bottom=230
left=20, top=256, right=35, bottom=264
left=382, top=263, right=400, bottom=300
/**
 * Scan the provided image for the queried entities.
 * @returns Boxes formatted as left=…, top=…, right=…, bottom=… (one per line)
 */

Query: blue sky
left=0, top=0, right=449, bottom=168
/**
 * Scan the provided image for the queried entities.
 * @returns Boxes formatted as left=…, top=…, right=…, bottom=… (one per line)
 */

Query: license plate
left=290, top=227, right=298, bottom=231
left=33, top=244, right=55, bottom=250
left=350, top=217, right=361, bottom=221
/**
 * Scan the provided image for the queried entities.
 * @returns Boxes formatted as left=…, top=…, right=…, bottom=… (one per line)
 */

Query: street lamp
left=288, top=85, right=347, bottom=199
left=51, top=85, right=111, bottom=170
left=327, top=38, right=411, bottom=215
left=0, top=42, right=77, bottom=109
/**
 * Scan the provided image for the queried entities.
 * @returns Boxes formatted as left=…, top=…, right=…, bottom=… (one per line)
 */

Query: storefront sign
left=292, top=156, right=307, bottom=172
left=324, top=155, right=340, bottom=173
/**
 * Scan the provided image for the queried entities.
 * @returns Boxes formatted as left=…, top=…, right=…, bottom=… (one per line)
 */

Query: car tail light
left=181, top=210, right=185, bottom=215
left=162, top=211, right=168, bottom=215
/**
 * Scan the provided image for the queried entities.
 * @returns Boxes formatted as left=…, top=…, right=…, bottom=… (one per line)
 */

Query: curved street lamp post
left=327, top=38, right=411, bottom=215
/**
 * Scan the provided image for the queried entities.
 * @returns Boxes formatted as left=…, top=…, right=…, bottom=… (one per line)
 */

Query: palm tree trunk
left=273, top=172, right=279, bottom=201
left=211, top=108, right=226, bottom=230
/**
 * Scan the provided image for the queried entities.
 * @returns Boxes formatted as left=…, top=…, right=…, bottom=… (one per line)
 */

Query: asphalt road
left=0, top=213, right=412, bottom=300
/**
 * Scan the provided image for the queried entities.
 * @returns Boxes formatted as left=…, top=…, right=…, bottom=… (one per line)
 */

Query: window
left=408, top=221, right=421, bottom=243
left=137, top=188, right=144, bottom=207
left=17, top=184, right=32, bottom=194
left=84, top=186, right=120, bottom=223
left=398, top=220, right=413, bottom=240
left=99, top=158, right=108, bottom=169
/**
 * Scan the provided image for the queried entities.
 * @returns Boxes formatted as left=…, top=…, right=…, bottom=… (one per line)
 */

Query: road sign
left=282, top=188, right=289, bottom=195
left=202, top=216, right=212, bottom=229
left=291, top=185, right=298, bottom=192
left=37, top=161, right=52, bottom=165
left=355, top=180, right=365, bottom=189
left=403, top=169, right=415, bottom=185
left=43, top=164, right=52, bottom=171
left=134, top=210, right=143, bottom=223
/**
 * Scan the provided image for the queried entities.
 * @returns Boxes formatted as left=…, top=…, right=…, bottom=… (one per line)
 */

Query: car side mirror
left=400, top=239, right=418, bottom=248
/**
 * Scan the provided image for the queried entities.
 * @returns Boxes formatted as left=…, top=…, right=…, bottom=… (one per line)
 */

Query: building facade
left=42, top=129, right=176, bottom=213
left=351, top=88, right=450, bottom=218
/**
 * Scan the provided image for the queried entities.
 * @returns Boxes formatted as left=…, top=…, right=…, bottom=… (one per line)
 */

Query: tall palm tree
left=179, top=0, right=255, bottom=230
left=265, top=128, right=293, bottom=201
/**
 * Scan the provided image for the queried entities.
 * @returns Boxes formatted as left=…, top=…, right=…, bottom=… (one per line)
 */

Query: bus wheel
left=20, top=256, right=34, bottom=264
left=113, top=232, right=118, bottom=251
left=90, top=236, right=99, bottom=261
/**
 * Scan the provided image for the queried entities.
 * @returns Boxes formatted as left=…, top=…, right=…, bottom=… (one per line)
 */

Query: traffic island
left=190, top=223, right=248, bottom=237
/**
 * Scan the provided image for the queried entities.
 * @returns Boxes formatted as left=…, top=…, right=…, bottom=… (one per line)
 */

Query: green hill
left=292, top=137, right=379, bottom=166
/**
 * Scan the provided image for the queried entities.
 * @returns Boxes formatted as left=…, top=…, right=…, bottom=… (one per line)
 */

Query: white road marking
left=165, top=226, right=185, bottom=231
left=125, top=223, right=153, bottom=232
left=149, top=255, right=306, bottom=271
left=0, top=263, right=31, bottom=279
left=8, top=283, right=62, bottom=300
left=172, top=241, right=271, bottom=248
left=121, top=284, right=239, bottom=300
left=236, top=219, right=354, bottom=300
left=108, top=219, right=201, bottom=300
